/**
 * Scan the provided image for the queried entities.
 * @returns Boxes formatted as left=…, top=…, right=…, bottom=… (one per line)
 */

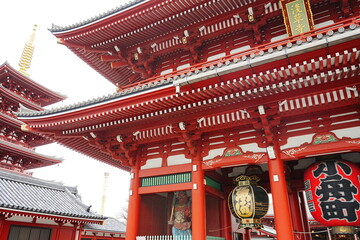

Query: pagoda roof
left=0, top=169, right=105, bottom=223
left=0, top=112, right=53, bottom=148
left=50, top=0, right=147, bottom=33
left=0, top=62, right=66, bottom=107
left=49, top=0, right=283, bottom=87
left=19, top=19, right=360, bottom=170
left=19, top=21, right=360, bottom=118
left=0, top=138, right=63, bottom=169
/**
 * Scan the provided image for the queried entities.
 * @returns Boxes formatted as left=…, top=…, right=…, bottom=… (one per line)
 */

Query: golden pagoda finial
left=18, top=24, right=37, bottom=76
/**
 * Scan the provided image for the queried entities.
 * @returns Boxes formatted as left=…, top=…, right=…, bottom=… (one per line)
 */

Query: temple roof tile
left=49, top=0, right=146, bottom=33
left=0, top=169, right=105, bottom=221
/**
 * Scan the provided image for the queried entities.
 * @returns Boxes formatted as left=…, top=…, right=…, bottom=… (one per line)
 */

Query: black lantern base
left=238, top=218, right=263, bottom=229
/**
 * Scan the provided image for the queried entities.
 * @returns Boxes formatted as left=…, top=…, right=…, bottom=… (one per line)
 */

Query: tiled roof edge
left=17, top=78, right=172, bottom=117
left=0, top=169, right=69, bottom=192
left=49, top=0, right=146, bottom=33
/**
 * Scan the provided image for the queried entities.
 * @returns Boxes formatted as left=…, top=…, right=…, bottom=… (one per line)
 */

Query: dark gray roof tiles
left=83, top=217, right=126, bottom=233
left=17, top=78, right=173, bottom=118
left=49, top=0, right=146, bottom=33
left=0, top=169, right=105, bottom=220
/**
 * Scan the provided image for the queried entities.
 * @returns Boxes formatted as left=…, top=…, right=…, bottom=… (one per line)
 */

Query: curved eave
left=0, top=208, right=105, bottom=224
left=0, top=62, right=66, bottom=107
left=51, top=136, right=130, bottom=171
left=0, top=139, right=62, bottom=169
left=0, top=113, right=53, bottom=148
left=0, top=112, right=27, bottom=128
left=19, top=23, right=360, bottom=130
left=68, top=47, right=137, bottom=86
left=50, top=0, right=268, bottom=86
left=49, top=0, right=151, bottom=34
left=51, top=0, right=256, bottom=42
left=0, top=85, right=44, bottom=111
left=18, top=80, right=173, bottom=127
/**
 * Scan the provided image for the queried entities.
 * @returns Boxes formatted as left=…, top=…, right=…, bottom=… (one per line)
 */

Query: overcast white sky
left=1, top=0, right=132, bottom=218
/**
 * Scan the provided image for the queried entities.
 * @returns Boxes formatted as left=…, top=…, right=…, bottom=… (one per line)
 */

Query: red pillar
left=222, top=169, right=233, bottom=240
left=267, top=141, right=295, bottom=240
left=71, top=223, right=78, bottom=240
left=125, top=161, right=141, bottom=240
left=55, top=222, right=63, bottom=240
left=289, top=189, right=306, bottom=240
left=0, top=215, right=5, bottom=239
left=77, top=223, right=83, bottom=240
left=221, top=198, right=232, bottom=240
left=298, top=191, right=312, bottom=240
left=191, top=152, right=206, bottom=240
left=0, top=214, right=6, bottom=233
left=244, top=228, right=252, bottom=240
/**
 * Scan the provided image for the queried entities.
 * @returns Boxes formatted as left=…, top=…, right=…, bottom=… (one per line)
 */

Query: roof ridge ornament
left=18, top=24, right=37, bottom=76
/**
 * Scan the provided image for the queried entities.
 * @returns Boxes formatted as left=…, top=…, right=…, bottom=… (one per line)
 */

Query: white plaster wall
left=281, top=134, right=314, bottom=149
left=230, top=45, right=250, bottom=54
left=281, top=127, right=360, bottom=150
left=207, top=52, right=226, bottom=61
left=35, top=218, right=58, bottom=225
left=176, top=63, right=190, bottom=70
left=6, top=215, right=32, bottom=223
left=167, top=155, right=191, bottom=166
left=315, top=20, right=334, bottom=28
left=141, top=158, right=162, bottom=170
left=160, top=68, right=173, bottom=75
left=333, top=127, right=360, bottom=139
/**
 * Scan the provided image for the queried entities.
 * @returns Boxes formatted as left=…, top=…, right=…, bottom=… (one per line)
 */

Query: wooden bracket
left=174, top=120, right=202, bottom=158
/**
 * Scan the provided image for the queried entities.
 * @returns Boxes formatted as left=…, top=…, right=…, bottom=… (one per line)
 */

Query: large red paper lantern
left=304, top=160, right=360, bottom=226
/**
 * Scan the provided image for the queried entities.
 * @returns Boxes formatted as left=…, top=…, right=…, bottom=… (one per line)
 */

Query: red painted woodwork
left=0, top=220, right=77, bottom=240
left=205, top=194, right=222, bottom=237
left=298, top=192, right=312, bottom=240
left=51, top=0, right=358, bottom=88
left=17, top=0, right=360, bottom=240
left=58, top=227, right=74, bottom=240
left=138, top=194, right=168, bottom=236
left=268, top=141, right=295, bottom=240
left=139, top=182, right=192, bottom=195
left=289, top=190, right=307, bottom=240
left=125, top=165, right=141, bottom=240
left=0, top=63, right=65, bottom=107
left=139, top=164, right=192, bottom=178
left=191, top=153, right=206, bottom=240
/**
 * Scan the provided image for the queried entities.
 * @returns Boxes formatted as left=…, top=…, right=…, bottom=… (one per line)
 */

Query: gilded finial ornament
left=18, top=24, right=37, bottom=76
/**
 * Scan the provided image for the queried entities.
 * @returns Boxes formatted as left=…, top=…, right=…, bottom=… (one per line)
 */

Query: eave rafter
left=56, top=0, right=285, bottom=83
left=50, top=81, right=359, bottom=156
left=25, top=45, right=359, bottom=136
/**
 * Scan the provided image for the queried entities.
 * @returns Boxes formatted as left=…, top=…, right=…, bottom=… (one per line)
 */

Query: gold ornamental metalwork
left=228, top=175, right=269, bottom=229
left=280, top=0, right=314, bottom=36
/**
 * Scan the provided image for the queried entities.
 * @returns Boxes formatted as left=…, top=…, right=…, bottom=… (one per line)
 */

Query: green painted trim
left=206, top=237, right=225, bottom=240
left=205, top=176, right=222, bottom=191
left=141, top=172, right=191, bottom=187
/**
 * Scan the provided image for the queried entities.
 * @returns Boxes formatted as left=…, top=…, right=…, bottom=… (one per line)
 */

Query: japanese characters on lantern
left=228, top=175, right=269, bottom=229
left=304, top=160, right=360, bottom=226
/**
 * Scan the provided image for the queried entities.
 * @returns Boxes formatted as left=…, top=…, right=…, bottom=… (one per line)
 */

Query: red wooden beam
left=111, top=61, right=129, bottom=68
left=138, top=182, right=192, bottom=194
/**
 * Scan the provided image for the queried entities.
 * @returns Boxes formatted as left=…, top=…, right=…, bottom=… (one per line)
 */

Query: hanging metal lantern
left=228, top=175, right=269, bottom=229
left=304, top=159, right=360, bottom=240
